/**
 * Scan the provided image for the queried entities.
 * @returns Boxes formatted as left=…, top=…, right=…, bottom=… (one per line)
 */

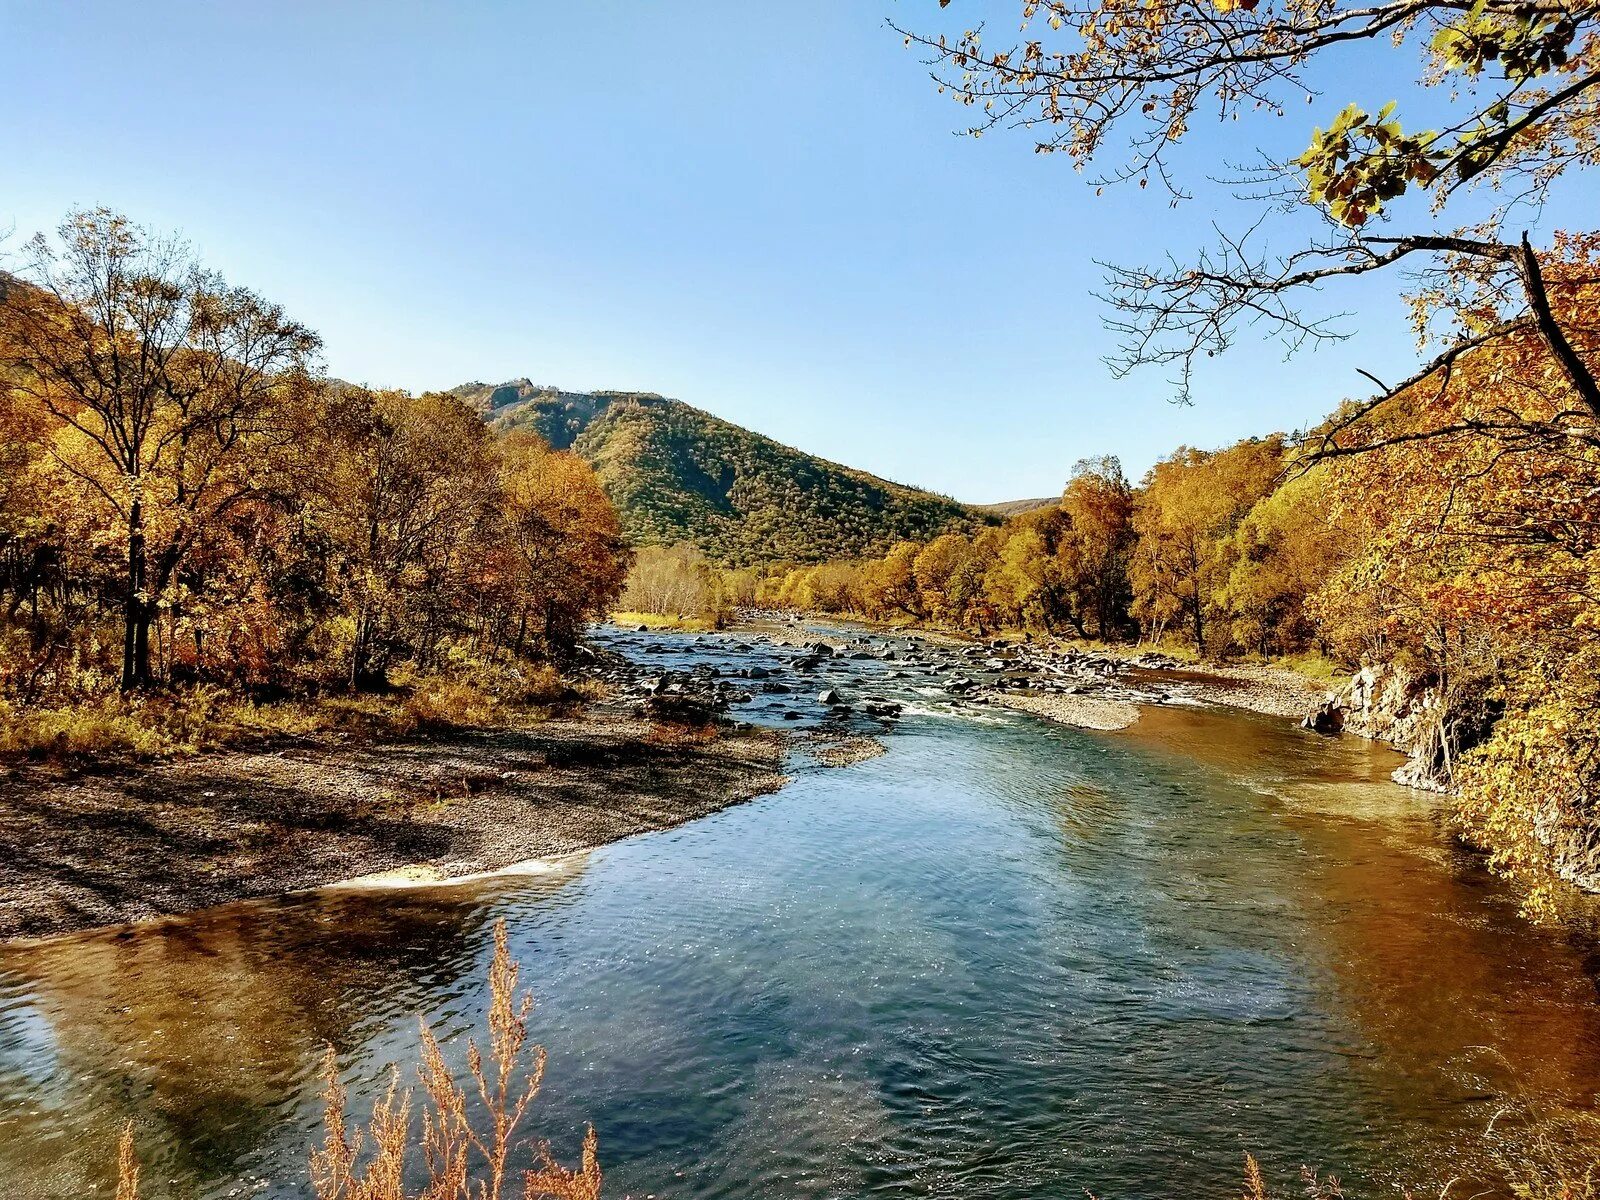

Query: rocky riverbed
left=585, top=616, right=1327, bottom=733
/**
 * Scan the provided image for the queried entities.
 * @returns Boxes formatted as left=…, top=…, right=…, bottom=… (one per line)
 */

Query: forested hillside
left=449, top=380, right=989, bottom=565
left=975, top=497, right=1058, bottom=518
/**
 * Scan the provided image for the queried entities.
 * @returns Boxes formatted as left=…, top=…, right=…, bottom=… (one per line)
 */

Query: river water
left=3, top=622, right=1600, bottom=1199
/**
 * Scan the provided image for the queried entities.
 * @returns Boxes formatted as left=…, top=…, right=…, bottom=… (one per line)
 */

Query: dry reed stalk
left=1243, top=1152, right=1267, bottom=1200
left=305, top=917, right=599, bottom=1200
left=114, top=1122, right=140, bottom=1200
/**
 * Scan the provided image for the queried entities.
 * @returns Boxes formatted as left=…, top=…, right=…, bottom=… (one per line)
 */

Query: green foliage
left=1297, top=102, right=1441, bottom=227
left=1297, top=4, right=1578, bottom=224
left=451, top=381, right=990, bottom=566
left=1432, top=1, right=1576, bottom=82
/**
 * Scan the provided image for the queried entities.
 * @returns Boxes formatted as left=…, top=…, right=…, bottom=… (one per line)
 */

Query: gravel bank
left=989, top=692, right=1143, bottom=730
left=0, top=710, right=786, bottom=942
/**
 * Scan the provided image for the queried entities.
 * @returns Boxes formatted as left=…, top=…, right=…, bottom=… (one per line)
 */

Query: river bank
left=982, top=644, right=1329, bottom=729
left=0, top=707, right=786, bottom=942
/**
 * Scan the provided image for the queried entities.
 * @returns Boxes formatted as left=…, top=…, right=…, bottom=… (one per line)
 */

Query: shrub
left=400, top=677, right=505, bottom=732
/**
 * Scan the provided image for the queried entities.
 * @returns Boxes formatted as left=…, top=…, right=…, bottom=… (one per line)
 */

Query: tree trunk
left=121, top=499, right=152, bottom=690
left=1517, top=232, right=1600, bottom=420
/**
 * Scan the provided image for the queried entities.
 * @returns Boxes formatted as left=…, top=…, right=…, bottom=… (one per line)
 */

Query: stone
left=1301, top=697, right=1345, bottom=735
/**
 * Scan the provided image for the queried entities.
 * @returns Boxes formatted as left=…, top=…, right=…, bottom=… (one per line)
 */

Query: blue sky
left=0, top=2, right=1577, bottom=502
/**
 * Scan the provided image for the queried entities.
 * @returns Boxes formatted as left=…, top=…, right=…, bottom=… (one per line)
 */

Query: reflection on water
left=3, top=630, right=1600, bottom=1199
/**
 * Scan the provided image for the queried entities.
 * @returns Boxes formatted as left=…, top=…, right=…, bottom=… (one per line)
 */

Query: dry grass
left=116, top=919, right=601, bottom=1200
left=0, top=664, right=585, bottom=766
left=400, top=677, right=509, bottom=733
left=115, top=1122, right=139, bottom=1200
left=1261, top=651, right=1347, bottom=684
left=643, top=718, right=721, bottom=748
left=610, top=610, right=721, bottom=632
left=310, top=917, right=601, bottom=1200
left=0, top=687, right=325, bottom=762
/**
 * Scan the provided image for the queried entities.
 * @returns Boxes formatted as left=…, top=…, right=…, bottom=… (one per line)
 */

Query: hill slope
left=976, top=497, right=1058, bottom=518
left=449, top=380, right=990, bottom=565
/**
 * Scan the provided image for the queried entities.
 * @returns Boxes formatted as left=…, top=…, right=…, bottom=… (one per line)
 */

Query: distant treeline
left=735, top=442, right=1325, bottom=658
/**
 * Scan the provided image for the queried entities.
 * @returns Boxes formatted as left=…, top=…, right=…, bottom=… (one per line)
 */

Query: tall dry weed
left=114, top=918, right=599, bottom=1200
left=114, top=1122, right=140, bottom=1200
left=309, top=918, right=599, bottom=1200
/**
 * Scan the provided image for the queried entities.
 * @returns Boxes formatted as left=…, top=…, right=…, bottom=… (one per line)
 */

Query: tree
left=897, top=1, right=1600, bottom=440
left=861, top=541, right=924, bottom=617
left=619, top=544, right=724, bottom=619
left=1222, top=472, right=1351, bottom=656
left=491, top=432, right=630, bottom=657
left=310, top=387, right=500, bottom=689
left=986, top=521, right=1064, bottom=630
left=1130, top=439, right=1283, bottom=653
left=0, top=209, right=320, bottom=689
left=1057, top=455, right=1134, bottom=638
left=913, top=533, right=974, bottom=622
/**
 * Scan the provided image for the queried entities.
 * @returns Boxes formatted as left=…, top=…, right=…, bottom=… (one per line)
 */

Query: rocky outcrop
left=1328, top=662, right=1499, bottom=793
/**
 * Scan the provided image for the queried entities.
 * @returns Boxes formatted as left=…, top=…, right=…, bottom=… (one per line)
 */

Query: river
left=3, top=621, right=1599, bottom=1198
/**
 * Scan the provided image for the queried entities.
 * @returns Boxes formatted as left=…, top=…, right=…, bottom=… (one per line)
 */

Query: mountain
left=449, top=379, right=992, bottom=566
left=976, top=497, right=1059, bottom=518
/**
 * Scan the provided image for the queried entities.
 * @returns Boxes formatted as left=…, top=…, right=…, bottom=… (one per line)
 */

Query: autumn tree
left=0, top=209, right=320, bottom=689
left=489, top=433, right=630, bottom=657
left=860, top=541, right=924, bottom=617
left=619, top=544, right=725, bottom=620
left=1130, top=438, right=1284, bottom=653
left=911, top=533, right=971, bottom=622
left=1056, top=455, right=1134, bottom=638
left=1222, top=471, right=1353, bottom=657
left=307, top=386, right=500, bottom=689
left=985, top=519, right=1066, bottom=629
left=898, top=0, right=1600, bottom=439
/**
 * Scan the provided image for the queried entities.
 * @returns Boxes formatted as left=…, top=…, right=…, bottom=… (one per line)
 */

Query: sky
left=0, top=2, right=1581, bottom=502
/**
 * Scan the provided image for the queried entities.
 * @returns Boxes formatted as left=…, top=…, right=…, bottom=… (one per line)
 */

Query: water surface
left=3, top=624, right=1598, bottom=1198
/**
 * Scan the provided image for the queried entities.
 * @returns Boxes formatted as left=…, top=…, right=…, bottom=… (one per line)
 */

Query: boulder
left=1301, top=696, right=1345, bottom=735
